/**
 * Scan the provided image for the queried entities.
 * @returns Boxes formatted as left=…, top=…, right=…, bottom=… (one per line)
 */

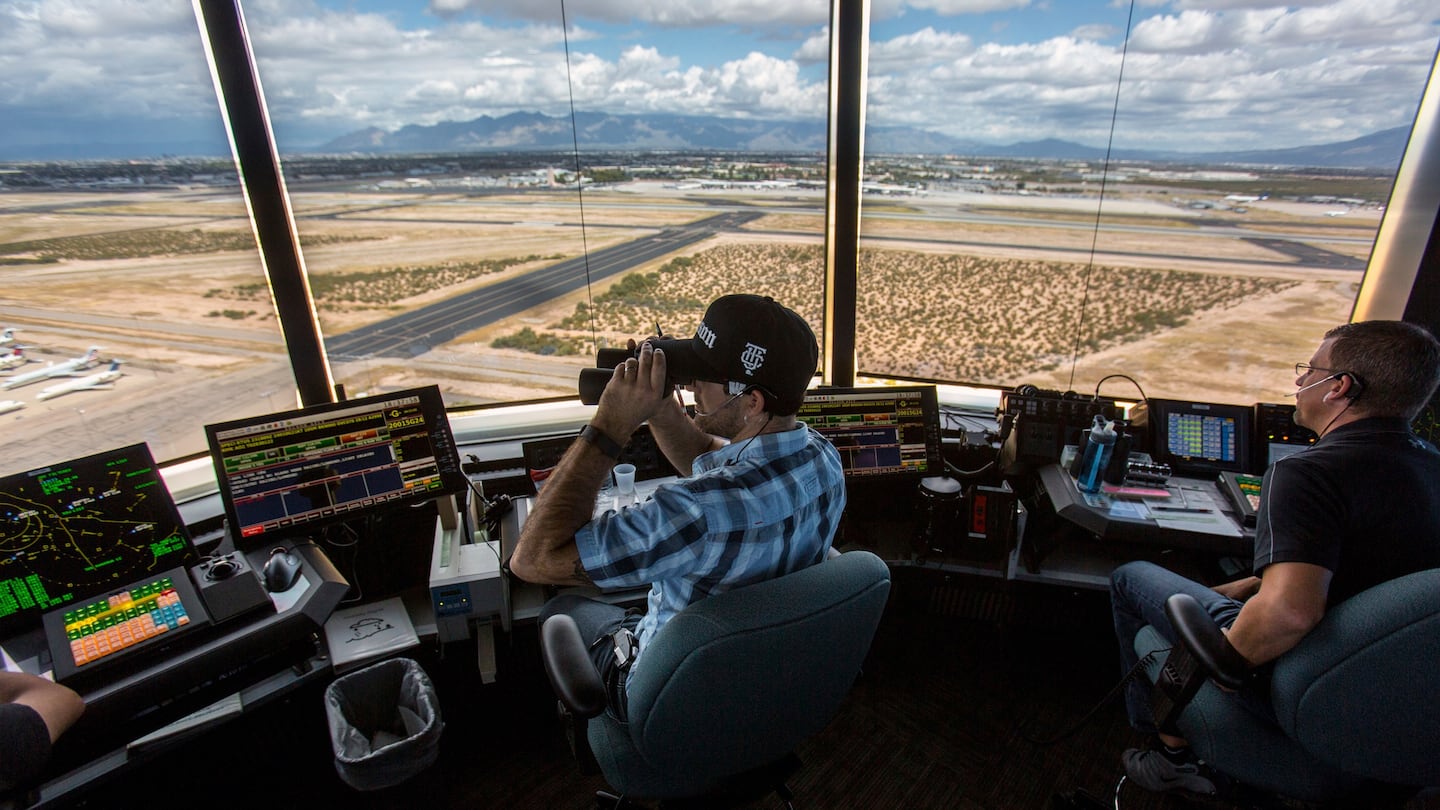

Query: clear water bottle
left=1077, top=415, right=1117, bottom=493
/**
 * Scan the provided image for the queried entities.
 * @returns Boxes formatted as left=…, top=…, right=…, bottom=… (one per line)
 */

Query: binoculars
left=578, top=342, right=711, bottom=405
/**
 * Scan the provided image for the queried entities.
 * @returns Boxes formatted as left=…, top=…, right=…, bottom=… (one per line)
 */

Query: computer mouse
left=262, top=548, right=303, bottom=592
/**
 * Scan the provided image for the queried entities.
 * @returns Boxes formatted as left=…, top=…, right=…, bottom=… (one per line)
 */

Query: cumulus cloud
left=429, top=0, right=828, bottom=28
left=0, top=0, right=1435, bottom=154
left=904, top=0, right=1031, bottom=14
left=866, top=0, right=1437, bottom=150
left=0, top=1, right=214, bottom=123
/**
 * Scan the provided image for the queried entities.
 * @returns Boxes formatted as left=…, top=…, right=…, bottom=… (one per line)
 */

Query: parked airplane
left=0, top=400, right=24, bottom=415
left=0, top=348, right=26, bottom=371
left=36, top=361, right=123, bottom=401
left=0, top=347, right=101, bottom=390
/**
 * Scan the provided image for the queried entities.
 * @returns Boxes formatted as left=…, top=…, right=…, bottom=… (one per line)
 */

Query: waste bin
left=324, top=657, right=443, bottom=790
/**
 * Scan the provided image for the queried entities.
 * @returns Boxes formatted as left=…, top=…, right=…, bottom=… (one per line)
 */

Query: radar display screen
left=0, top=444, right=196, bottom=639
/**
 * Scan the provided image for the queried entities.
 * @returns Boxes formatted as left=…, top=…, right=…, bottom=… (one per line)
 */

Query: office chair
left=539, top=549, right=891, bottom=808
left=1134, top=568, right=1440, bottom=805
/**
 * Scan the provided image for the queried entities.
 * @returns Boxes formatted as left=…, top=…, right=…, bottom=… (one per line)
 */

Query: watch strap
left=580, top=425, right=623, bottom=460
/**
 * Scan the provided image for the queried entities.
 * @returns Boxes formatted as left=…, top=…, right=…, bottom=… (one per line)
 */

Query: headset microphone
left=1289, top=374, right=1340, bottom=397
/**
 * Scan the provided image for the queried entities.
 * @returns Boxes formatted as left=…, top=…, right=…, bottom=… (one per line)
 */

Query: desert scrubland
left=0, top=185, right=1370, bottom=473
left=486, top=240, right=1349, bottom=405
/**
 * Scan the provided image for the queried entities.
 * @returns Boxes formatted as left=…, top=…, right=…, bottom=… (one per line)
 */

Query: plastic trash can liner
left=324, top=657, right=443, bottom=790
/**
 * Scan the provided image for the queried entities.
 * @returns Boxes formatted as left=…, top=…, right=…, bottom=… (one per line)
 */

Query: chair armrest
left=539, top=615, right=608, bottom=719
left=1165, top=593, right=1248, bottom=691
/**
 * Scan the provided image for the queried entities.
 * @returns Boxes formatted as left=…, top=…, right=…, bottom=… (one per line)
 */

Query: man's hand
left=1213, top=576, right=1261, bottom=601
left=591, top=341, right=671, bottom=441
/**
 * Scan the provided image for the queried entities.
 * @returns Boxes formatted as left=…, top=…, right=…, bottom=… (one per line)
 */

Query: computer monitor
left=0, top=443, right=197, bottom=639
left=1147, top=398, right=1253, bottom=477
left=205, top=385, right=467, bottom=547
left=1253, top=402, right=1318, bottom=470
left=797, top=385, right=945, bottom=479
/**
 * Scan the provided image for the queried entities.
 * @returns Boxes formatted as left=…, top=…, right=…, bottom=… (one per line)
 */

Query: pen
left=1153, top=506, right=1212, bottom=513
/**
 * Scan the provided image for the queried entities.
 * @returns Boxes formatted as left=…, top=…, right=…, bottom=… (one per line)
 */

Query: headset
left=1292, top=370, right=1365, bottom=400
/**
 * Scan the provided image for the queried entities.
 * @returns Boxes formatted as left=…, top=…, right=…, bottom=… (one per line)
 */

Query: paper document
left=127, top=692, right=244, bottom=752
left=1146, top=486, right=1242, bottom=537
left=323, top=596, right=420, bottom=672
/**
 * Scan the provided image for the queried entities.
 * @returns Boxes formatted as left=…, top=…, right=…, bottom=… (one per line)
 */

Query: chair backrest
left=622, top=550, right=891, bottom=778
left=1271, top=567, right=1440, bottom=785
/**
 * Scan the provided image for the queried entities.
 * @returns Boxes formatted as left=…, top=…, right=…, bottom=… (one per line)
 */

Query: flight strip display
left=207, top=386, right=465, bottom=542
left=798, top=386, right=943, bottom=479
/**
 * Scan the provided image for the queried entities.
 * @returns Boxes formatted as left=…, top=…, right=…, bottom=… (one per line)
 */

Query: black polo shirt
left=1253, top=416, right=1440, bottom=606
left=0, top=702, right=51, bottom=793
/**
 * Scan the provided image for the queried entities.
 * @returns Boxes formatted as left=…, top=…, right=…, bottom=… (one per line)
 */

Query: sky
left=0, top=0, right=1437, bottom=157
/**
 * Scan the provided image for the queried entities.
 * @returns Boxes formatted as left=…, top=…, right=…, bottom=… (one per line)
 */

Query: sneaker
left=1122, top=746, right=1218, bottom=795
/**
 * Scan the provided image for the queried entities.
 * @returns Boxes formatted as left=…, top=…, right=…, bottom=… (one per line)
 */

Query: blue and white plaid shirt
left=575, top=423, right=846, bottom=677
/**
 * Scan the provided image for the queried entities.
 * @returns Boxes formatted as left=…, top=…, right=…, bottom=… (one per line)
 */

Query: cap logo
left=696, top=321, right=717, bottom=349
left=740, top=342, right=767, bottom=375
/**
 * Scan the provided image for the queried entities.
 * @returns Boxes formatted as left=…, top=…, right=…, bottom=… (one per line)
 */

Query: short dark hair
left=1323, top=320, right=1440, bottom=420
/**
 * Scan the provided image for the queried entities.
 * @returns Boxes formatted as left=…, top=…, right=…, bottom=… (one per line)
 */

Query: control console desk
left=2, top=543, right=349, bottom=808
left=1015, top=464, right=1252, bottom=590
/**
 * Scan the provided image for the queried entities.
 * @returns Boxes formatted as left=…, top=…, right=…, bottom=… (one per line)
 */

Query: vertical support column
left=822, top=0, right=869, bottom=387
left=1355, top=45, right=1439, bottom=326
left=193, top=0, right=335, bottom=406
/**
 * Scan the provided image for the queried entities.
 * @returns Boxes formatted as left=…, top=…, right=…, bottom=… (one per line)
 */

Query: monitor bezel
left=1147, top=398, right=1254, bottom=477
left=799, top=384, right=946, bottom=480
left=0, top=442, right=196, bottom=640
left=203, top=385, right=467, bottom=549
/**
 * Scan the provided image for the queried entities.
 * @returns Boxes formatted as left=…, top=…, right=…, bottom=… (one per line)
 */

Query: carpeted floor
left=53, top=564, right=1440, bottom=810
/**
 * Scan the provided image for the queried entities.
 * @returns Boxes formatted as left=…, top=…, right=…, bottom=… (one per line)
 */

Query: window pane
left=248, top=1, right=830, bottom=408
left=859, top=2, right=1438, bottom=405
left=0, top=0, right=294, bottom=476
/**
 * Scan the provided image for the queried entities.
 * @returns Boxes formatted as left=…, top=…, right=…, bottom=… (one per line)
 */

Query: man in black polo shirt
left=1110, top=320, right=1440, bottom=796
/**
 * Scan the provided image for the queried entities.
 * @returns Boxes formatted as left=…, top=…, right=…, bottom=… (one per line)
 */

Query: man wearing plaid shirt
left=511, top=295, right=846, bottom=720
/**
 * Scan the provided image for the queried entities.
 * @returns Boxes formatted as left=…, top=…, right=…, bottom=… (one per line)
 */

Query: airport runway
left=324, top=209, right=761, bottom=359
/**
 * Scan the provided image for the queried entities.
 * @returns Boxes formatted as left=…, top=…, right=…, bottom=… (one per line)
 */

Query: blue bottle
left=1077, top=416, right=1117, bottom=493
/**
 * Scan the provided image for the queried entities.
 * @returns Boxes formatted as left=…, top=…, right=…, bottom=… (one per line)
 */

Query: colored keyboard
left=62, top=576, right=193, bottom=668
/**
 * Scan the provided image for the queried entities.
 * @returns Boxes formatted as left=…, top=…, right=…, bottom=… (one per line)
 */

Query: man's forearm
left=1223, top=599, right=1316, bottom=666
left=512, top=432, right=616, bottom=585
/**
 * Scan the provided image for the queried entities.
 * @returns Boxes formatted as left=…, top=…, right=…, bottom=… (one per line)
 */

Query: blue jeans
left=1109, top=561, right=1244, bottom=733
left=539, top=594, right=643, bottom=722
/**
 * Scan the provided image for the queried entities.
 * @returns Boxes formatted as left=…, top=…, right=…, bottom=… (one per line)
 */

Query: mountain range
left=319, top=111, right=1411, bottom=171
left=0, top=112, right=1408, bottom=170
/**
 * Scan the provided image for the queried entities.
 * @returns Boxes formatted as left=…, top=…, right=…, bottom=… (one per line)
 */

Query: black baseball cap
left=652, top=294, right=819, bottom=414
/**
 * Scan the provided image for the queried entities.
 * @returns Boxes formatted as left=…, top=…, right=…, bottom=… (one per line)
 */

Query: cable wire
left=1067, top=0, right=1137, bottom=392
left=559, top=0, right=597, bottom=349
left=1018, top=647, right=1165, bottom=746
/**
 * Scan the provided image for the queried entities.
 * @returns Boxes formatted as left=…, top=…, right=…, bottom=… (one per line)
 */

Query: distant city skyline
left=0, top=0, right=1436, bottom=159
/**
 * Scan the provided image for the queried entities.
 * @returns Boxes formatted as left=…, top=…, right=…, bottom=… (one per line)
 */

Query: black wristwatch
left=580, top=424, right=623, bottom=460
